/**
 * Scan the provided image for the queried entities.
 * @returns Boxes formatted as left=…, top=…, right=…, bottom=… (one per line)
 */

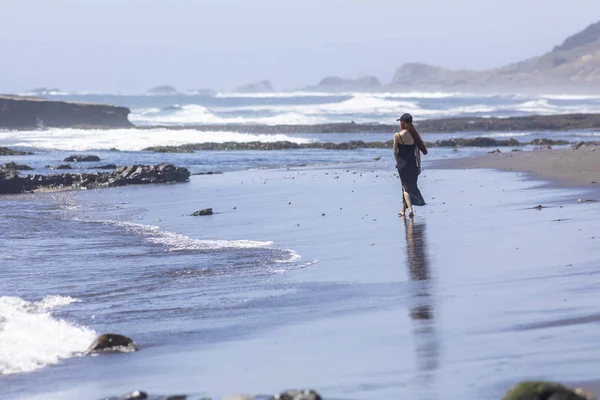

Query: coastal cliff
left=0, top=95, right=133, bottom=129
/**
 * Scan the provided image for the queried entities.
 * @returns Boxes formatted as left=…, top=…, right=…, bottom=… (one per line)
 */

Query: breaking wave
left=0, top=295, right=95, bottom=375
left=0, top=128, right=316, bottom=151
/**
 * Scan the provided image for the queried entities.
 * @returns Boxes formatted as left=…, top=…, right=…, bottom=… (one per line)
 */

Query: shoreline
left=434, top=143, right=600, bottom=190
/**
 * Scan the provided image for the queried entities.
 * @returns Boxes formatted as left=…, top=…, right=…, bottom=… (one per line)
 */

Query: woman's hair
left=405, top=122, right=428, bottom=155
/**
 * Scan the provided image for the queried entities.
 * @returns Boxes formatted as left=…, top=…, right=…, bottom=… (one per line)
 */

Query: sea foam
left=0, top=295, right=96, bottom=375
left=0, top=128, right=316, bottom=152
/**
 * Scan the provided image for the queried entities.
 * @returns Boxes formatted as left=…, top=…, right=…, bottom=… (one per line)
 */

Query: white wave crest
left=131, top=94, right=422, bottom=125
left=0, top=128, right=316, bottom=151
left=94, top=220, right=274, bottom=252
left=0, top=295, right=96, bottom=375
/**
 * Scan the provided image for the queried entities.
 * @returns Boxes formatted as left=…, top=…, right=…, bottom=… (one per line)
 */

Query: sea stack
left=0, top=95, right=133, bottom=129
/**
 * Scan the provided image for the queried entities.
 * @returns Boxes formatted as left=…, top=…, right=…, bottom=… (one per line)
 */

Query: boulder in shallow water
left=46, top=164, right=73, bottom=170
left=90, top=164, right=117, bottom=170
left=0, top=147, right=33, bottom=156
left=63, top=154, right=101, bottom=162
left=1, top=162, right=33, bottom=170
left=87, top=334, right=138, bottom=353
left=191, top=208, right=213, bottom=216
left=0, top=168, right=25, bottom=194
left=502, top=381, right=596, bottom=400
left=269, top=390, right=322, bottom=400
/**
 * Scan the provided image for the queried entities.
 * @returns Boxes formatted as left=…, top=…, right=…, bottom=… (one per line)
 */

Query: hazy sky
left=2, top=0, right=599, bottom=93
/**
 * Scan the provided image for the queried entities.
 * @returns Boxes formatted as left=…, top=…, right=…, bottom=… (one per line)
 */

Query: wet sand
left=8, top=162, right=600, bottom=400
left=437, top=144, right=600, bottom=188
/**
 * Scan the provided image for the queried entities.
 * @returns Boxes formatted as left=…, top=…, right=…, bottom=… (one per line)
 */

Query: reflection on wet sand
left=403, top=218, right=440, bottom=396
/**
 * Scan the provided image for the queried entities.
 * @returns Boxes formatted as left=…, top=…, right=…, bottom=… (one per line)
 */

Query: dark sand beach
left=2, top=149, right=600, bottom=399
left=438, top=143, right=600, bottom=189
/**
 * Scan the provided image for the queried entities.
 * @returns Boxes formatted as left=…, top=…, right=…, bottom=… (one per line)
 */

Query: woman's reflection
left=403, top=217, right=439, bottom=393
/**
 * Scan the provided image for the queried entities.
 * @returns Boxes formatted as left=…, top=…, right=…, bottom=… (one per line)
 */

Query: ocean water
left=2, top=93, right=600, bottom=399
left=32, top=91, right=600, bottom=125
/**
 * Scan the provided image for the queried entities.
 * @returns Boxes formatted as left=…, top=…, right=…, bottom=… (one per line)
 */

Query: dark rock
left=530, top=138, right=569, bottom=146
left=63, top=154, right=101, bottom=162
left=191, top=171, right=223, bottom=176
left=502, top=381, right=594, bottom=400
left=2, top=162, right=33, bottom=170
left=2, top=163, right=189, bottom=194
left=0, top=95, right=132, bottom=129
left=488, top=149, right=502, bottom=154
left=112, top=163, right=190, bottom=186
left=269, top=390, right=322, bottom=400
left=46, top=164, right=73, bottom=170
left=0, top=168, right=25, bottom=194
left=90, top=164, right=117, bottom=170
left=139, top=113, right=600, bottom=134
left=87, top=334, right=138, bottom=353
left=0, top=147, right=33, bottom=156
left=191, top=208, right=213, bottom=216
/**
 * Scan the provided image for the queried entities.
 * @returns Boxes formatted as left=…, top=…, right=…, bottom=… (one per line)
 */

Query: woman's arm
left=393, top=133, right=398, bottom=163
left=416, top=147, right=422, bottom=174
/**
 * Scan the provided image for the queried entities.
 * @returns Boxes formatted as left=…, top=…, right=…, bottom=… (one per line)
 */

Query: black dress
left=396, top=135, right=426, bottom=207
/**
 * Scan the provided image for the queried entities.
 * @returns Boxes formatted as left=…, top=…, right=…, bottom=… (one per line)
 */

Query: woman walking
left=393, top=113, right=428, bottom=217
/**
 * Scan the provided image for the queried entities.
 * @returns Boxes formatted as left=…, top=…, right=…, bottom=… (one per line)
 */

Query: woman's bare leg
left=399, top=201, right=407, bottom=217
left=403, top=189, right=414, bottom=217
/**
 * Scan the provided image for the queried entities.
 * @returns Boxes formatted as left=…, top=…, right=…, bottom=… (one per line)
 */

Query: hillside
left=388, top=21, right=600, bottom=91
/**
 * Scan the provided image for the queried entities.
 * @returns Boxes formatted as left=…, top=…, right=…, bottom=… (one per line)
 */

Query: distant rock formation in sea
left=146, top=85, right=178, bottom=95
left=387, top=20, right=600, bottom=91
left=0, top=95, right=133, bottom=129
left=305, top=76, right=382, bottom=92
left=235, top=80, right=274, bottom=93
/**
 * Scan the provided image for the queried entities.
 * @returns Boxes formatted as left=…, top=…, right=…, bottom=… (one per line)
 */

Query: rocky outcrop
left=305, top=76, right=382, bottom=91
left=143, top=113, right=600, bottom=134
left=87, top=334, right=138, bottom=353
left=63, top=154, right=101, bottom=162
left=0, top=168, right=24, bottom=194
left=235, top=80, right=274, bottom=93
left=146, top=85, right=178, bottom=95
left=0, top=163, right=190, bottom=195
left=503, top=381, right=595, bottom=400
left=0, top=95, right=133, bottom=129
left=388, top=20, right=600, bottom=91
left=46, top=164, right=72, bottom=170
left=144, top=138, right=571, bottom=153
left=0, top=147, right=33, bottom=156
left=89, top=164, right=117, bottom=170
left=191, top=208, right=213, bottom=216
left=1, top=162, right=33, bottom=170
